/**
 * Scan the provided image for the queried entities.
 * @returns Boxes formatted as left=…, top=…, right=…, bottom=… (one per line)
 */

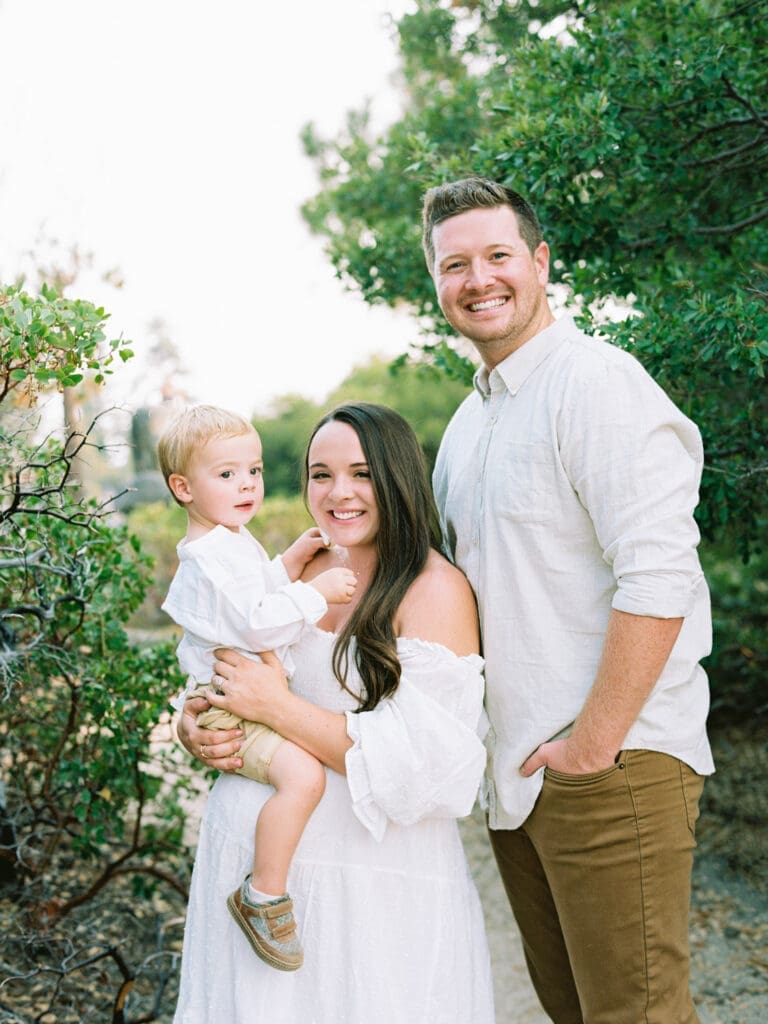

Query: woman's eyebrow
left=308, top=461, right=369, bottom=469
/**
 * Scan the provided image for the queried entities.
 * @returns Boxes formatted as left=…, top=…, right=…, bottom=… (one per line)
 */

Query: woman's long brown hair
left=303, top=403, right=442, bottom=712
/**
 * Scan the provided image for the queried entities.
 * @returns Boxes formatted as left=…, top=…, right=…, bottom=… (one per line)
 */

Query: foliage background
left=2, top=3, right=766, bottom=1020
left=1, top=286, right=194, bottom=1021
left=299, top=0, right=768, bottom=724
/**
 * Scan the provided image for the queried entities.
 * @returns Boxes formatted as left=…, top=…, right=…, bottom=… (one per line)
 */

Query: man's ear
left=168, top=473, right=193, bottom=504
left=534, top=240, right=551, bottom=286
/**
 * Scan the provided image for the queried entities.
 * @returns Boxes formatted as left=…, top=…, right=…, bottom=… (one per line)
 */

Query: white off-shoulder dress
left=173, top=626, right=495, bottom=1024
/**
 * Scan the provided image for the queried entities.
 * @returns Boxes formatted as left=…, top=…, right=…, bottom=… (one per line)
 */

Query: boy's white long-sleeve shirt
left=162, top=525, right=327, bottom=705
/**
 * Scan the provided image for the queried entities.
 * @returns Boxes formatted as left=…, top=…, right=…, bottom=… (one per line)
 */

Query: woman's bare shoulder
left=395, top=550, right=480, bottom=657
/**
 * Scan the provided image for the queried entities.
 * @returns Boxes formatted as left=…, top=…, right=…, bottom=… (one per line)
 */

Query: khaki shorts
left=190, top=683, right=285, bottom=784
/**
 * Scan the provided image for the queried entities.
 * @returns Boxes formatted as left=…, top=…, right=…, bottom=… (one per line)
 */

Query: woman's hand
left=210, top=648, right=353, bottom=775
left=177, top=695, right=243, bottom=772
left=208, top=649, right=289, bottom=727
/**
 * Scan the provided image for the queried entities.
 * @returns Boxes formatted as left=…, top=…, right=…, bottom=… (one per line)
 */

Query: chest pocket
left=490, top=441, right=558, bottom=524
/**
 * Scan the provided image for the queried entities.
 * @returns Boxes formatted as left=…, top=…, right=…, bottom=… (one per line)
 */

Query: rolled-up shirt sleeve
left=560, top=349, right=705, bottom=619
left=344, top=642, right=487, bottom=842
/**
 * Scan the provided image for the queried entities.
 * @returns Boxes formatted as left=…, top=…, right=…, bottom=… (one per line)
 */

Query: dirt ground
left=461, top=721, right=768, bottom=1024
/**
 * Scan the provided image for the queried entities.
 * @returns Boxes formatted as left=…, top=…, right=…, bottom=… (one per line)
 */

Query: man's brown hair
left=422, top=176, right=543, bottom=273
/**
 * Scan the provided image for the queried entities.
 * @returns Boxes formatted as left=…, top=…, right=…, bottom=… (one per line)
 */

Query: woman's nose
left=328, top=475, right=352, bottom=500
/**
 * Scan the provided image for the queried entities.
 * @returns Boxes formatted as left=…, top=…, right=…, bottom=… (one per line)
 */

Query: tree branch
left=692, top=205, right=768, bottom=236
left=721, top=73, right=768, bottom=130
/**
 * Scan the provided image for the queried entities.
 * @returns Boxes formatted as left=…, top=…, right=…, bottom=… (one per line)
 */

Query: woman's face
left=307, top=420, right=380, bottom=550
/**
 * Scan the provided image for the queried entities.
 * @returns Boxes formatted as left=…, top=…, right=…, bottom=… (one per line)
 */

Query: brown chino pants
left=489, top=750, right=705, bottom=1024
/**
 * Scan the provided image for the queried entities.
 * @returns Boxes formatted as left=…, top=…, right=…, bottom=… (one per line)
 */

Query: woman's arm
left=208, top=650, right=353, bottom=775
left=176, top=695, right=245, bottom=772
left=206, top=553, right=480, bottom=777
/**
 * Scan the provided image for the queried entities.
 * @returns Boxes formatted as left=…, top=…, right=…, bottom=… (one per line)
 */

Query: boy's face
left=170, top=431, right=265, bottom=534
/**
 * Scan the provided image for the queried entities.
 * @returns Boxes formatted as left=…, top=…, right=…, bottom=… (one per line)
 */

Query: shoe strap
left=271, top=920, right=297, bottom=940
left=263, top=899, right=293, bottom=919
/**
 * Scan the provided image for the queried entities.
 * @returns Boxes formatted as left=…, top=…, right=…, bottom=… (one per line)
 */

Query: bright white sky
left=0, top=0, right=417, bottom=419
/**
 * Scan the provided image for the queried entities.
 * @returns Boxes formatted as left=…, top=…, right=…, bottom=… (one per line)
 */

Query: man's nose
left=465, top=259, right=493, bottom=290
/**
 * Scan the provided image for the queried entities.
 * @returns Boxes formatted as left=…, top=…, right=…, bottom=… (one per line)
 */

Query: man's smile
left=466, top=297, right=508, bottom=312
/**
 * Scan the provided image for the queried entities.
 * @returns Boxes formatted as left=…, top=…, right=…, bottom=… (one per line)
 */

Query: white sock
left=248, top=882, right=284, bottom=904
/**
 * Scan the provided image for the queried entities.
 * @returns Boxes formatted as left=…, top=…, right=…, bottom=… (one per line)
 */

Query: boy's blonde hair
left=157, top=404, right=257, bottom=502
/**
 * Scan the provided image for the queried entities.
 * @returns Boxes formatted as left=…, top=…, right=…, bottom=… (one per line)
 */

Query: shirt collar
left=473, top=315, right=575, bottom=398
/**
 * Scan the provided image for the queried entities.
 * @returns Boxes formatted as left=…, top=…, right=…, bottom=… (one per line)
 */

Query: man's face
left=431, top=205, right=552, bottom=367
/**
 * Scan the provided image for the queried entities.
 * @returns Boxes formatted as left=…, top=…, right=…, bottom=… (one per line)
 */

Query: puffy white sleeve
left=344, top=639, right=487, bottom=841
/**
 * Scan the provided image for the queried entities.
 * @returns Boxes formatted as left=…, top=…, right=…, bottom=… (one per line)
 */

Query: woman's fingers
left=199, top=736, right=242, bottom=770
left=184, top=695, right=211, bottom=714
left=177, top=695, right=243, bottom=771
left=258, top=649, right=279, bottom=667
left=213, top=647, right=242, bottom=667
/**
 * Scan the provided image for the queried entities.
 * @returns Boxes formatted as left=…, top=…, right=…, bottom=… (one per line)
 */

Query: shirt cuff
left=344, top=711, right=388, bottom=842
left=270, top=554, right=292, bottom=587
left=279, top=580, right=328, bottom=624
left=611, top=570, right=703, bottom=618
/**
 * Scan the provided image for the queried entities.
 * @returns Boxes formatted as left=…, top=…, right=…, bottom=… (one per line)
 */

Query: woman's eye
left=310, top=472, right=329, bottom=480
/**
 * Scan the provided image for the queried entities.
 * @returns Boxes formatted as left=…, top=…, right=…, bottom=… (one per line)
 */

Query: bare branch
left=721, top=73, right=768, bottom=130
left=692, top=205, right=768, bottom=236
left=681, top=132, right=767, bottom=169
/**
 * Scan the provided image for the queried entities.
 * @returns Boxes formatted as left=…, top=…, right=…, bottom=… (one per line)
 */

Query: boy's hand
left=310, top=567, right=357, bottom=605
left=281, top=527, right=330, bottom=581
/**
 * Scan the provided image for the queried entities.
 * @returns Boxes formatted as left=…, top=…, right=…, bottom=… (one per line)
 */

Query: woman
left=175, top=403, right=495, bottom=1023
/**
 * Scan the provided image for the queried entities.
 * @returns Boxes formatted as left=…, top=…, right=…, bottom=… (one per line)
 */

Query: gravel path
left=460, top=806, right=768, bottom=1024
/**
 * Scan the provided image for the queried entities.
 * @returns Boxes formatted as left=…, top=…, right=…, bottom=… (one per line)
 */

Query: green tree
left=302, top=0, right=768, bottom=559
left=1, top=284, right=192, bottom=1021
left=255, top=394, right=326, bottom=496
left=256, top=355, right=471, bottom=497
left=302, top=0, right=768, bottom=720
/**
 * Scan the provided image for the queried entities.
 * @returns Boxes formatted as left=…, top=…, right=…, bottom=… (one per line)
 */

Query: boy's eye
left=220, top=470, right=233, bottom=479
left=250, top=467, right=262, bottom=476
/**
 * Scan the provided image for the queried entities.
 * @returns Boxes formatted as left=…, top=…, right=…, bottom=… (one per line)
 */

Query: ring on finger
left=201, top=744, right=209, bottom=759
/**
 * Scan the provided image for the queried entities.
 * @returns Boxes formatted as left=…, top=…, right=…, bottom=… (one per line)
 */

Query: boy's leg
left=518, top=750, right=703, bottom=1024
left=251, top=740, right=326, bottom=896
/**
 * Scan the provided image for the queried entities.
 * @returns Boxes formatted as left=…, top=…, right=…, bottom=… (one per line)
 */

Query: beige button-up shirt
left=433, top=316, right=715, bottom=829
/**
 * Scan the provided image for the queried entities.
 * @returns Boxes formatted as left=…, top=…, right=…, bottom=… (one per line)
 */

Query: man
left=426, top=177, right=714, bottom=1024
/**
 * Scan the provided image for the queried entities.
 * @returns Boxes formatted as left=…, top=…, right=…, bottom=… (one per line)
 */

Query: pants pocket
left=679, top=759, right=705, bottom=837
